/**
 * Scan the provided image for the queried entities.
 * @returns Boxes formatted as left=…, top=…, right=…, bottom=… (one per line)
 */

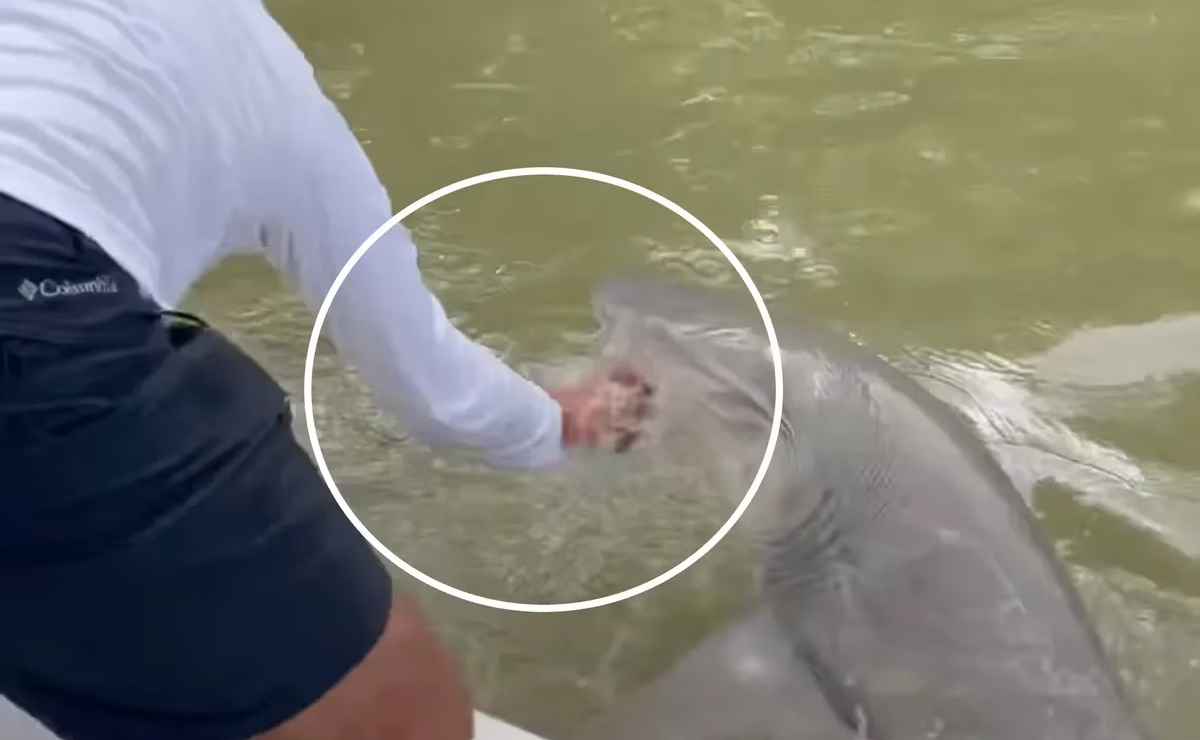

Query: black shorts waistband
left=0, top=191, right=161, bottom=340
left=0, top=192, right=291, bottom=574
left=0, top=191, right=173, bottom=446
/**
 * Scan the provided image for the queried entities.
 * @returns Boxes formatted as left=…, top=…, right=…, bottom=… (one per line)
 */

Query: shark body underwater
left=574, top=276, right=1151, bottom=740
left=0, top=276, right=1152, bottom=740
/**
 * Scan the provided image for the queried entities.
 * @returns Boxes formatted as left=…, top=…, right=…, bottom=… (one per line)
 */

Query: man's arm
left=232, top=9, right=566, bottom=470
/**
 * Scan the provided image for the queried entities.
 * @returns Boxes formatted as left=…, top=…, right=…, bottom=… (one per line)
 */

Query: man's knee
left=258, top=597, right=474, bottom=740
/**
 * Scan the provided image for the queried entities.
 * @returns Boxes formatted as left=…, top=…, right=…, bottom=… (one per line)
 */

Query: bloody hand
left=547, top=363, right=655, bottom=453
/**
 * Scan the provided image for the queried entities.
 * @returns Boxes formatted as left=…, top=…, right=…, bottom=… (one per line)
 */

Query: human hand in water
left=547, top=363, right=655, bottom=453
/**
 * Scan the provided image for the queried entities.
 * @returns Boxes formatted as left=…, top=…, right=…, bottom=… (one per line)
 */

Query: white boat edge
left=2, top=696, right=550, bottom=740
left=474, top=710, right=553, bottom=740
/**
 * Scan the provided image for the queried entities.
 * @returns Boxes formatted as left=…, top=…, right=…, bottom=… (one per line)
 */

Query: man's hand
left=546, top=363, right=655, bottom=453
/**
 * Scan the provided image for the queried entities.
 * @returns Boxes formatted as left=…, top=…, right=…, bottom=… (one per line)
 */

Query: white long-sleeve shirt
left=0, top=0, right=565, bottom=469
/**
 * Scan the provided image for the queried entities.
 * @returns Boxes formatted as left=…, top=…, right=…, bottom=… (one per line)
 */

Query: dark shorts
left=0, top=193, right=394, bottom=740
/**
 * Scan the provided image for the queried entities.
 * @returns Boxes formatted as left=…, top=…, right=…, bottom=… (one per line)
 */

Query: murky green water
left=186, top=0, right=1199, bottom=737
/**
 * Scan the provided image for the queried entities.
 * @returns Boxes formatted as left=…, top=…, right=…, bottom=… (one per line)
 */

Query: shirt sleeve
left=223, top=8, right=566, bottom=470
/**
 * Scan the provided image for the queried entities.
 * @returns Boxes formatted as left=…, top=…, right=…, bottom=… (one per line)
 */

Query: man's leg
left=258, top=596, right=473, bottom=740
left=0, top=193, right=473, bottom=740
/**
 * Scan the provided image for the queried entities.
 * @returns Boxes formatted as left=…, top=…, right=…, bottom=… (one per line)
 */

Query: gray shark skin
left=576, top=276, right=1150, bottom=740
left=574, top=608, right=857, bottom=740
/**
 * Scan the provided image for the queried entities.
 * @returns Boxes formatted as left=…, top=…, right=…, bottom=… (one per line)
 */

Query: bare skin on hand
left=550, top=362, right=656, bottom=452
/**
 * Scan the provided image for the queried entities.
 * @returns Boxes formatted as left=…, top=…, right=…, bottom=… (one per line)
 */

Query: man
left=0, top=2, right=651, bottom=740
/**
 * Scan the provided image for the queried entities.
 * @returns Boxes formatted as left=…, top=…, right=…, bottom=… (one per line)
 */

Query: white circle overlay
left=303, top=166, right=784, bottom=613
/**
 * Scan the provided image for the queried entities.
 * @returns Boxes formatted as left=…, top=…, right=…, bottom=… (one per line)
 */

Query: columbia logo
left=17, top=279, right=37, bottom=301
left=16, top=275, right=119, bottom=301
